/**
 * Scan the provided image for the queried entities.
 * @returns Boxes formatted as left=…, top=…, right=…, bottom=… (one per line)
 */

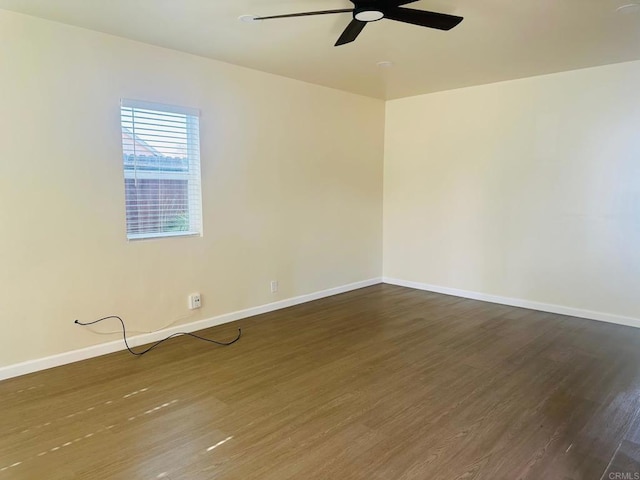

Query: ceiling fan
left=254, top=0, right=463, bottom=46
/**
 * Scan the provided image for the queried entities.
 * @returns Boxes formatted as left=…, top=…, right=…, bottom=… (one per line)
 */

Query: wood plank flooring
left=2, top=284, right=640, bottom=479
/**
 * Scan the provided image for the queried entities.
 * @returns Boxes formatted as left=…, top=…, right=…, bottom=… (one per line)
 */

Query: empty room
left=1, top=0, right=639, bottom=478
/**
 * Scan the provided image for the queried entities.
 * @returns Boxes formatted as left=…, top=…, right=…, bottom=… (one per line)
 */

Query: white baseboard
left=0, top=277, right=382, bottom=382
left=383, top=277, right=640, bottom=330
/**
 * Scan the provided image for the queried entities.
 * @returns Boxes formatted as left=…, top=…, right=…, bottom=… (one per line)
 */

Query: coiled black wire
left=74, top=315, right=241, bottom=356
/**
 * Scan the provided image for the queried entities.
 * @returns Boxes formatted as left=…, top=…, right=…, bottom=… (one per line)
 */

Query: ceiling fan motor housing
left=353, top=4, right=385, bottom=22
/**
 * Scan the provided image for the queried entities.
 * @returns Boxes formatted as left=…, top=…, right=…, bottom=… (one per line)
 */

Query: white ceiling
left=1, top=0, right=640, bottom=99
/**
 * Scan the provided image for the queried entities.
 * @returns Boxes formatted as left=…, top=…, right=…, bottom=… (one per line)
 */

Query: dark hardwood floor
left=2, top=284, right=640, bottom=479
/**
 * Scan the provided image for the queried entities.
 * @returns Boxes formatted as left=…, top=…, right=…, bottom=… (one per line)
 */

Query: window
left=120, top=99, right=202, bottom=240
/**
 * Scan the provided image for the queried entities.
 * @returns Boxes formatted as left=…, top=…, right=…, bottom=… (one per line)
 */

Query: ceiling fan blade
left=255, top=9, right=352, bottom=21
left=335, top=19, right=367, bottom=46
left=383, top=8, right=463, bottom=30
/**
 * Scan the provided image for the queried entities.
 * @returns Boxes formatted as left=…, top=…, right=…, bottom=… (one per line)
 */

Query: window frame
left=120, top=99, right=203, bottom=241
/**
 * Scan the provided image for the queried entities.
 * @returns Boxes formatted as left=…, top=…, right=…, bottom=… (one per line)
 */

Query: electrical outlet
left=189, top=293, right=202, bottom=310
left=270, top=280, right=279, bottom=294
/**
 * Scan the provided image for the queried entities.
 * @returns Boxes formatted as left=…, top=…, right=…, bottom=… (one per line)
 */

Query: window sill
left=126, top=231, right=201, bottom=241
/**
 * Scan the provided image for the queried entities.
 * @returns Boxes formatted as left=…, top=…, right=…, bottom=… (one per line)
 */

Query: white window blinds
left=120, top=99, right=202, bottom=240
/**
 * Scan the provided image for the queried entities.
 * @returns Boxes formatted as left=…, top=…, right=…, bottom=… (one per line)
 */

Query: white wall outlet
left=270, top=280, right=279, bottom=294
left=189, top=293, right=202, bottom=310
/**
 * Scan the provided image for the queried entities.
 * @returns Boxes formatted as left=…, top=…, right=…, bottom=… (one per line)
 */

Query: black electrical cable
left=74, top=316, right=241, bottom=356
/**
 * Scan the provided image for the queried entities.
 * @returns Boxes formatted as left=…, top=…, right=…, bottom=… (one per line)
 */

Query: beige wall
left=0, top=10, right=384, bottom=367
left=384, top=60, right=640, bottom=320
